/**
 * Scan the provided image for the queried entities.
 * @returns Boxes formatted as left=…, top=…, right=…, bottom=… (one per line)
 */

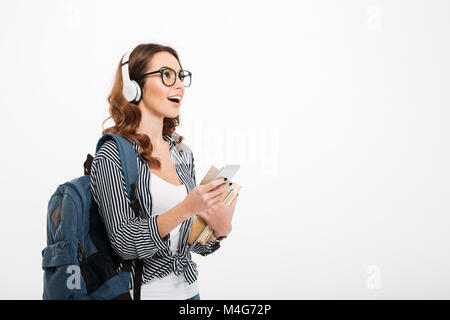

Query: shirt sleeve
left=90, top=155, right=170, bottom=261
left=186, top=145, right=221, bottom=256
left=190, top=239, right=221, bottom=256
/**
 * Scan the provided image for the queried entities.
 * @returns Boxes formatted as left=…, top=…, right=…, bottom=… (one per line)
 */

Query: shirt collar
left=163, top=133, right=177, bottom=150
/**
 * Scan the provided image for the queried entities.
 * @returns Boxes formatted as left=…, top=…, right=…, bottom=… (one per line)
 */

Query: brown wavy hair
left=102, top=43, right=185, bottom=170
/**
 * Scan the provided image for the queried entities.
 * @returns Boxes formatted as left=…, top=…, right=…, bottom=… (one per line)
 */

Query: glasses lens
left=162, top=68, right=176, bottom=86
left=180, top=70, right=191, bottom=87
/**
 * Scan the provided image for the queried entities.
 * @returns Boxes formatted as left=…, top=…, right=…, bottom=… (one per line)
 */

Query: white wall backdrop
left=1, top=0, right=449, bottom=299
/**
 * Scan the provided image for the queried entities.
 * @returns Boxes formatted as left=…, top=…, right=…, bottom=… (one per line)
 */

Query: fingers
left=208, top=191, right=226, bottom=207
left=196, top=209, right=207, bottom=220
left=206, top=177, right=228, bottom=192
left=209, top=182, right=229, bottom=198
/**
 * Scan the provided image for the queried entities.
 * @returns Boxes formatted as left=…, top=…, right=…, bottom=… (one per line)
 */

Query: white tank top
left=138, top=171, right=199, bottom=300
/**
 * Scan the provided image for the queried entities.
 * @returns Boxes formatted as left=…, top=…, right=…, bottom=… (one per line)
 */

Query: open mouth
left=167, top=97, right=181, bottom=105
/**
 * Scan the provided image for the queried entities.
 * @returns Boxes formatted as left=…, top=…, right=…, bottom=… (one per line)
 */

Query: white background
left=1, top=0, right=449, bottom=299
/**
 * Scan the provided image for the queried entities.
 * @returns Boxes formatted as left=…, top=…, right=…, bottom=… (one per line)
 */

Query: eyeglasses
left=138, top=67, right=192, bottom=87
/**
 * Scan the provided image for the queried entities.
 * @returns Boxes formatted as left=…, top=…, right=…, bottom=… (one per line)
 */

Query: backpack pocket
left=42, top=240, right=78, bottom=300
left=79, top=252, right=118, bottom=295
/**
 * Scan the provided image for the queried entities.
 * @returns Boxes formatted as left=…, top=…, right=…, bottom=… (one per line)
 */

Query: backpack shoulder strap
left=95, top=134, right=140, bottom=216
left=95, top=134, right=143, bottom=300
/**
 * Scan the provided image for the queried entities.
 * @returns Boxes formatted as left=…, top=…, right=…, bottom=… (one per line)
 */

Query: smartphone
left=214, top=164, right=240, bottom=182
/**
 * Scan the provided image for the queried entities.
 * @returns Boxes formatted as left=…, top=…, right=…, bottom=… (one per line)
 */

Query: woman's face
left=139, top=51, right=185, bottom=118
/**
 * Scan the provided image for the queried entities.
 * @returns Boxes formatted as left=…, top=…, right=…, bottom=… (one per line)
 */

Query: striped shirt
left=89, top=133, right=221, bottom=289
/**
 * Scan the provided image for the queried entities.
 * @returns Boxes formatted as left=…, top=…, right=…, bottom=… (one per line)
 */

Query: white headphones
left=121, top=48, right=142, bottom=103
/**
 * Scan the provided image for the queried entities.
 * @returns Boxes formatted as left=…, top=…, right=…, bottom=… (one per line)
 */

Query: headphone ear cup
left=132, top=80, right=142, bottom=103
left=121, top=48, right=142, bottom=103
left=123, top=81, right=137, bottom=102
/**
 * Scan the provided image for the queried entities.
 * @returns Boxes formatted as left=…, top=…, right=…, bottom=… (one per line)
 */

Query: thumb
left=196, top=209, right=208, bottom=221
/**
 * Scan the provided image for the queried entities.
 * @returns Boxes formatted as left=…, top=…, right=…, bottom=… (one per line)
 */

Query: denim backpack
left=42, top=134, right=144, bottom=300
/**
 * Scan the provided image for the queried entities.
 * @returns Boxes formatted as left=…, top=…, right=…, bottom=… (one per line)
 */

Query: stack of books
left=188, top=165, right=242, bottom=245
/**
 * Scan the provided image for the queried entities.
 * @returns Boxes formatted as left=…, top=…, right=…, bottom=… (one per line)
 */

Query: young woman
left=89, top=43, right=238, bottom=300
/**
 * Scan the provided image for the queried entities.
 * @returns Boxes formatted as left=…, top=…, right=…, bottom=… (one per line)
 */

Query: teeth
left=168, top=95, right=182, bottom=102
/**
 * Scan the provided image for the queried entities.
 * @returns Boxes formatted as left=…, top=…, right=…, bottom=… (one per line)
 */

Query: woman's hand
left=182, top=177, right=229, bottom=216
left=197, top=195, right=238, bottom=238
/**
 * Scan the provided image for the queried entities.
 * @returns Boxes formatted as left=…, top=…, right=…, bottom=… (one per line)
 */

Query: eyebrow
left=158, top=65, right=182, bottom=72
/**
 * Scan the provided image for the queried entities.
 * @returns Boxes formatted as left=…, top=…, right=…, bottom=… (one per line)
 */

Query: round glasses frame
left=138, top=67, right=192, bottom=87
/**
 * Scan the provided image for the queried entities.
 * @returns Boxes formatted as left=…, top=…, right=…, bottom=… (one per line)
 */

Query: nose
left=173, top=72, right=185, bottom=92
left=175, top=72, right=184, bottom=89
